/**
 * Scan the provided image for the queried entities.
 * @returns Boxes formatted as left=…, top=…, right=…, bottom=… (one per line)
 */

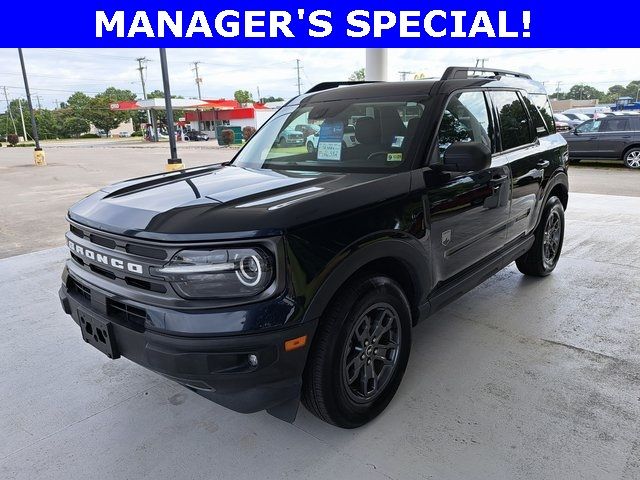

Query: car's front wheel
left=306, top=141, right=315, bottom=153
left=302, top=274, right=411, bottom=428
left=516, top=196, right=565, bottom=276
left=623, top=148, right=640, bottom=169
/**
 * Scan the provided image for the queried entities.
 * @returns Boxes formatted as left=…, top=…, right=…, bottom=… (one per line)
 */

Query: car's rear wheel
left=623, top=148, right=640, bottom=169
left=279, top=138, right=286, bottom=148
left=307, top=141, right=315, bottom=153
left=516, top=196, right=565, bottom=276
left=302, top=274, right=411, bottom=428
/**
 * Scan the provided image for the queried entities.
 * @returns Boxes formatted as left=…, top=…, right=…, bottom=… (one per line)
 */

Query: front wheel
left=516, top=196, right=565, bottom=276
left=623, top=148, right=640, bottom=169
left=307, top=141, right=315, bottom=153
left=302, top=275, right=411, bottom=428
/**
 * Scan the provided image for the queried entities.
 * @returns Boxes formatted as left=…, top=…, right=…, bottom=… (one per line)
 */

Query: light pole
left=18, top=48, right=45, bottom=166
left=159, top=49, right=183, bottom=171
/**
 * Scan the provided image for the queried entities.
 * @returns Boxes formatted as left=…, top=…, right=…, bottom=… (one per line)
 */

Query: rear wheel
left=307, top=141, right=315, bottom=153
left=516, top=196, right=565, bottom=276
left=623, top=148, right=640, bottom=169
left=279, top=137, right=286, bottom=148
left=302, top=275, right=411, bottom=428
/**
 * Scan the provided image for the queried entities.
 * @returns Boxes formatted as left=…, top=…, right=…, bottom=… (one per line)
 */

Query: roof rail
left=305, top=81, right=380, bottom=94
left=441, top=66, right=532, bottom=81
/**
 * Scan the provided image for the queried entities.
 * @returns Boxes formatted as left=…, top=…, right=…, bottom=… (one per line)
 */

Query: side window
left=601, top=117, right=629, bottom=132
left=575, top=119, right=602, bottom=133
left=526, top=94, right=556, bottom=135
left=436, top=91, right=492, bottom=161
left=629, top=117, right=640, bottom=131
left=491, top=91, right=533, bottom=151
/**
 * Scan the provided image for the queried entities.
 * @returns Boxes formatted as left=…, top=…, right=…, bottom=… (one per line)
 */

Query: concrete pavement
left=1, top=192, right=639, bottom=480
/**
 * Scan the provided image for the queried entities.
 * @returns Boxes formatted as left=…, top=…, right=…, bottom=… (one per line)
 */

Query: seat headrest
left=355, top=117, right=381, bottom=145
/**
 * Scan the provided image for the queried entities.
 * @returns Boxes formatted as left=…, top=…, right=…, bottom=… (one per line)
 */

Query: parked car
left=554, top=113, right=582, bottom=129
left=563, top=106, right=611, bottom=119
left=561, top=112, right=590, bottom=123
left=184, top=130, right=209, bottom=141
left=59, top=67, right=568, bottom=428
left=294, top=124, right=320, bottom=138
left=562, top=115, right=640, bottom=168
left=306, top=124, right=358, bottom=153
left=275, top=127, right=304, bottom=147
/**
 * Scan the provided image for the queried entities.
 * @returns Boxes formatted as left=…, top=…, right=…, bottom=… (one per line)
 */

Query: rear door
left=423, top=90, right=511, bottom=286
left=598, top=117, right=631, bottom=159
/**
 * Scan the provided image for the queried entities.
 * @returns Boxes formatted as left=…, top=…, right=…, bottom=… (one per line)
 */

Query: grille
left=107, top=298, right=147, bottom=328
left=69, top=225, right=168, bottom=260
left=68, top=277, right=91, bottom=302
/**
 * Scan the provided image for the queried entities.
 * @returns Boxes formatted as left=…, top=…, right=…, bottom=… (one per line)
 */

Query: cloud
left=0, top=48, right=638, bottom=108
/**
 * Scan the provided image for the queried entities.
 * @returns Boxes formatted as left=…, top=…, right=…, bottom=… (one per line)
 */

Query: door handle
left=490, top=175, right=508, bottom=187
left=537, top=160, right=550, bottom=168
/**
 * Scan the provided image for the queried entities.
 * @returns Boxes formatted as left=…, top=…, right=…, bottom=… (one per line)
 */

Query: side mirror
left=442, top=142, right=491, bottom=172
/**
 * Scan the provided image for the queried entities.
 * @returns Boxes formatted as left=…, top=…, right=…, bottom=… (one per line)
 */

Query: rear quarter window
left=527, top=93, right=556, bottom=135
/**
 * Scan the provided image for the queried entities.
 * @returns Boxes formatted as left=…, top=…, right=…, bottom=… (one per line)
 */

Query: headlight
left=151, top=247, right=274, bottom=299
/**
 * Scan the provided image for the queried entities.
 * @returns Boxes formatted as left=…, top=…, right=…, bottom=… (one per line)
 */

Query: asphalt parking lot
left=1, top=144, right=639, bottom=479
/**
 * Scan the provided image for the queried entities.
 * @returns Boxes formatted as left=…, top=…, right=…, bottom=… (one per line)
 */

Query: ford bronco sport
left=59, top=67, right=569, bottom=428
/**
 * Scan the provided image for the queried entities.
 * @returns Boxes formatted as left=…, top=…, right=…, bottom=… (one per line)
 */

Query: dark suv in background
left=564, top=114, right=640, bottom=168
left=59, top=67, right=568, bottom=428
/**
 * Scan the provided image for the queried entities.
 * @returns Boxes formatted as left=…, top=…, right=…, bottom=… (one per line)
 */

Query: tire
left=307, top=141, right=315, bottom=153
left=279, top=137, right=287, bottom=148
left=516, top=196, right=565, bottom=276
left=623, top=148, right=640, bottom=169
left=302, top=274, right=412, bottom=428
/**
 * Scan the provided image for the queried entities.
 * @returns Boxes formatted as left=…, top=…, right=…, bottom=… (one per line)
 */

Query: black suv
left=563, top=114, right=640, bottom=168
left=59, top=67, right=569, bottom=428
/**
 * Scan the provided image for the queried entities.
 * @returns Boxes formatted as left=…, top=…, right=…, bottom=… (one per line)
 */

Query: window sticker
left=317, top=121, right=344, bottom=161
left=387, top=153, right=403, bottom=162
left=391, top=136, right=404, bottom=148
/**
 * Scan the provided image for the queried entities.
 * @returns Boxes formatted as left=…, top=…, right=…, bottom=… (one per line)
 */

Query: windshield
left=232, top=96, right=427, bottom=172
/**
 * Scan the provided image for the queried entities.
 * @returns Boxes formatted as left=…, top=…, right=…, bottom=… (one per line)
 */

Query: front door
left=423, top=91, right=511, bottom=287
left=568, top=119, right=603, bottom=157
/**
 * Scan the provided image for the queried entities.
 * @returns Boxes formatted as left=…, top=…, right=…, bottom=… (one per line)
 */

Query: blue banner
left=0, top=0, right=631, bottom=47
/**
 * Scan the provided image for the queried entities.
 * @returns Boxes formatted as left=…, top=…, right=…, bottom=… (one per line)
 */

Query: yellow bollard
left=33, top=148, right=46, bottom=166
left=166, top=161, right=185, bottom=172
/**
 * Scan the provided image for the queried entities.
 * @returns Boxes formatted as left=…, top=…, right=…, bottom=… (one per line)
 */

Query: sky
left=0, top=48, right=638, bottom=109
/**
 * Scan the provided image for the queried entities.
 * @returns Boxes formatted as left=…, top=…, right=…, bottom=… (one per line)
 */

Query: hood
left=68, top=164, right=411, bottom=240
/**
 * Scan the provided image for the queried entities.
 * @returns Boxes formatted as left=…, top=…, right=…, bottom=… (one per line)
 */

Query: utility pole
left=18, top=98, right=28, bottom=141
left=192, top=61, right=203, bottom=99
left=398, top=71, right=413, bottom=81
left=136, top=56, right=153, bottom=131
left=159, top=48, right=182, bottom=171
left=192, top=61, right=203, bottom=132
left=18, top=48, right=45, bottom=165
left=257, top=86, right=261, bottom=103
left=295, top=59, right=302, bottom=95
left=475, top=58, right=488, bottom=68
left=34, top=94, right=42, bottom=110
left=2, top=86, right=18, bottom=135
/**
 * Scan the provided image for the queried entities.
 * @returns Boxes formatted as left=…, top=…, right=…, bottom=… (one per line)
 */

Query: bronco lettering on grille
left=67, top=240, right=143, bottom=274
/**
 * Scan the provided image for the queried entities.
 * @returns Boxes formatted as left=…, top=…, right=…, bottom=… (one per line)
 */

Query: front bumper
left=59, top=272, right=317, bottom=421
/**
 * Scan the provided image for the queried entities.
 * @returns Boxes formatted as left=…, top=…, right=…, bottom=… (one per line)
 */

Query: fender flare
left=301, top=235, right=431, bottom=325
left=536, top=170, right=569, bottom=227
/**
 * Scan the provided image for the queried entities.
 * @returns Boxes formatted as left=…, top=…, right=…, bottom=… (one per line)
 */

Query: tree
left=565, top=84, right=604, bottom=101
left=348, top=68, right=365, bottom=81
left=234, top=90, right=253, bottom=105
left=61, top=117, right=90, bottom=137
left=85, top=87, right=136, bottom=135
left=260, top=95, right=284, bottom=103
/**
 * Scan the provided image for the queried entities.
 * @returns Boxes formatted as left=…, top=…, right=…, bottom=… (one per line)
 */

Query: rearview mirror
left=442, top=142, right=491, bottom=172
